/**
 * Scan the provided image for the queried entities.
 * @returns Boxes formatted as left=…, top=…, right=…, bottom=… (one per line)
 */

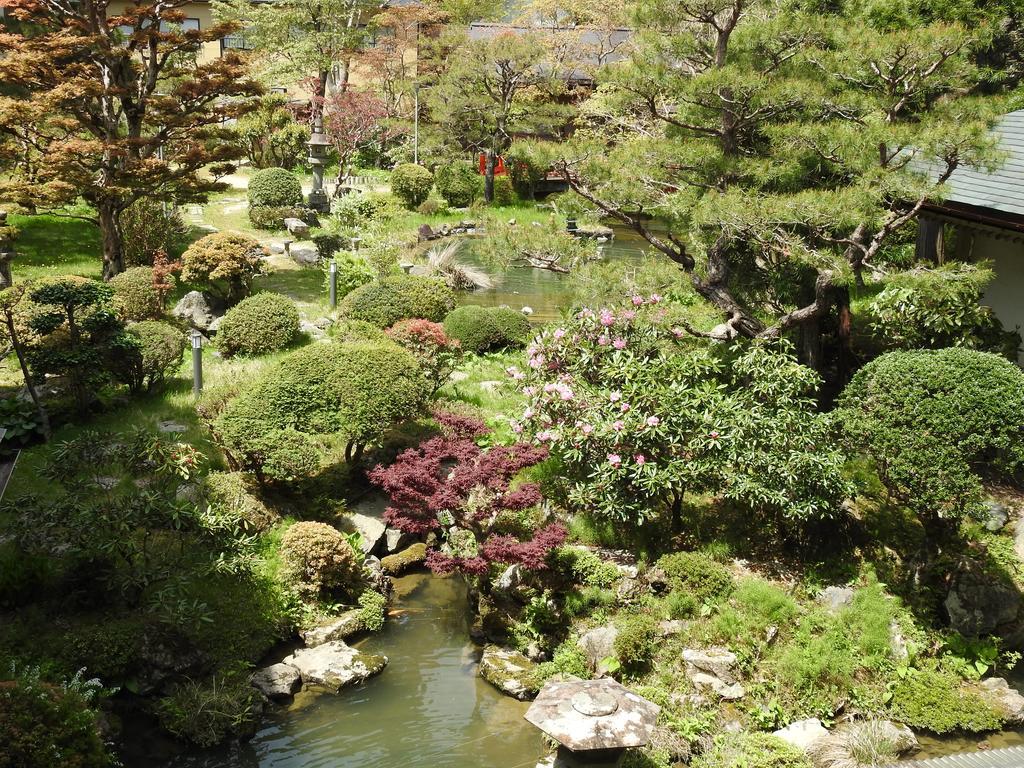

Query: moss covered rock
left=380, top=542, right=427, bottom=575
left=479, top=645, right=538, bottom=700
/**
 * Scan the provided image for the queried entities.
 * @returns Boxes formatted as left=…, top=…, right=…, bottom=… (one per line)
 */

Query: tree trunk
left=484, top=149, right=496, bottom=203
left=98, top=203, right=124, bottom=281
left=800, top=317, right=822, bottom=372
left=3, top=311, right=50, bottom=440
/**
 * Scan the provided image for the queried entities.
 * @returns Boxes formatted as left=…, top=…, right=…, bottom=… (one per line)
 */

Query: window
left=116, top=17, right=200, bottom=40
left=221, top=32, right=254, bottom=53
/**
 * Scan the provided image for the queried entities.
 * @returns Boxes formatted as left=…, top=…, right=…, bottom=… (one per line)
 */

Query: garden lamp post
left=307, top=115, right=331, bottom=214
left=413, top=83, right=420, bottom=165
left=329, top=258, right=338, bottom=309
left=190, top=329, right=204, bottom=396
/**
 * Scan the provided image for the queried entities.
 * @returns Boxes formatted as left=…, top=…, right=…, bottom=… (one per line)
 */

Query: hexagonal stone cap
left=525, top=678, right=661, bottom=752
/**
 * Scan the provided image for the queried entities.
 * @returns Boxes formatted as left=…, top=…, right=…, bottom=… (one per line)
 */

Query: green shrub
left=323, top=251, right=374, bottom=299
left=492, top=175, right=515, bottom=206
left=341, top=275, right=456, bottom=328
left=109, top=266, right=163, bottom=321
left=113, top=320, right=186, bottom=393
left=665, top=590, right=698, bottom=620
left=156, top=669, right=261, bottom=748
left=248, top=205, right=312, bottom=231
left=692, top=733, right=812, bottom=768
left=312, top=233, right=346, bottom=261
left=838, top=348, right=1024, bottom=528
left=533, top=641, right=591, bottom=686
left=0, top=542, right=55, bottom=608
left=434, top=162, right=481, bottom=207
left=505, top=142, right=550, bottom=200
left=247, top=167, right=303, bottom=208
left=216, top=292, right=300, bottom=358
left=0, top=666, right=113, bottom=768
left=331, top=318, right=391, bottom=344
left=889, top=664, right=1005, bottom=734
left=236, top=94, right=310, bottom=169
left=713, top=580, right=799, bottom=643
left=390, top=163, right=434, bottom=208
left=656, top=551, right=735, bottom=604
left=614, top=613, right=659, bottom=672
left=203, top=471, right=278, bottom=532
left=417, top=198, right=447, bottom=216
left=118, top=198, right=188, bottom=267
left=214, top=340, right=426, bottom=474
left=180, top=232, right=265, bottom=305
left=332, top=191, right=403, bottom=227
left=357, top=589, right=387, bottom=632
left=261, top=429, right=322, bottom=483
left=553, top=547, right=620, bottom=588
left=280, top=521, right=362, bottom=599
left=442, top=304, right=531, bottom=354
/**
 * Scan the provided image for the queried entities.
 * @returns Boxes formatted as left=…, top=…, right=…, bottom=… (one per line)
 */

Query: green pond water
left=143, top=573, right=546, bottom=768
left=453, top=226, right=653, bottom=324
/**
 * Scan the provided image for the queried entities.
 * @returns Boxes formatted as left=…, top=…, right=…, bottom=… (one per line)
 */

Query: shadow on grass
left=10, top=212, right=102, bottom=281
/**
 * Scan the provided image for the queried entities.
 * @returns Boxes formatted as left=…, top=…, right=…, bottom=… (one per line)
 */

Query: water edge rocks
left=301, top=610, right=365, bottom=647
left=282, top=641, right=387, bottom=692
left=980, top=677, right=1024, bottom=723
left=380, top=542, right=428, bottom=575
left=251, top=663, right=302, bottom=701
left=479, top=645, right=538, bottom=700
left=773, top=718, right=829, bottom=751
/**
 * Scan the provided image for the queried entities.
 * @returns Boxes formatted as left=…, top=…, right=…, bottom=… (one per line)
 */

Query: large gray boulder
left=251, top=663, right=301, bottom=700
left=945, top=560, right=1020, bottom=636
left=300, top=610, right=365, bottom=647
left=982, top=500, right=1010, bottom=532
left=479, top=645, right=537, bottom=701
left=818, top=586, right=855, bottom=613
left=281, top=641, right=387, bottom=692
left=172, top=290, right=220, bottom=331
left=577, top=624, right=618, bottom=675
left=980, top=677, right=1024, bottom=723
left=284, top=217, right=310, bottom=238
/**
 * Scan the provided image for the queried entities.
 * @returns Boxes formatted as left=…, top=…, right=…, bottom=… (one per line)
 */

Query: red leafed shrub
left=369, top=410, right=565, bottom=575
left=386, top=319, right=463, bottom=393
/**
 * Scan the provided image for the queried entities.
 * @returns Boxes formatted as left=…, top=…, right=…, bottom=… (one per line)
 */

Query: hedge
left=340, top=275, right=456, bottom=328
left=442, top=305, right=531, bottom=354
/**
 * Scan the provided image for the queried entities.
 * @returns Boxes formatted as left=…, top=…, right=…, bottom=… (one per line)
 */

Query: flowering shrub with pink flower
left=510, top=296, right=850, bottom=526
left=370, top=409, right=567, bottom=575
left=386, top=319, right=463, bottom=394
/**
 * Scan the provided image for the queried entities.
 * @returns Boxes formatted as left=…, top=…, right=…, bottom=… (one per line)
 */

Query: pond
left=453, top=225, right=653, bottom=325
left=139, top=573, right=546, bottom=768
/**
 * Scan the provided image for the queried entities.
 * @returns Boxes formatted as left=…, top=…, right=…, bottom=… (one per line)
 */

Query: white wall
left=960, top=229, right=1024, bottom=361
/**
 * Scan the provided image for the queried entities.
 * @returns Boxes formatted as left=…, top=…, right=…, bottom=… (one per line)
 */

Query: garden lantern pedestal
left=525, top=679, right=660, bottom=767
left=307, top=116, right=331, bottom=214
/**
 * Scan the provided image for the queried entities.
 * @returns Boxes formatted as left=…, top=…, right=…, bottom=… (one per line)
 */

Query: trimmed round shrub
left=203, top=471, right=278, bottom=532
left=838, top=348, right=1024, bottom=526
left=280, top=521, right=362, bottom=598
left=215, top=292, right=300, bottom=358
left=261, top=429, right=322, bottom=483
left=492, top=175, right=515, bottom=206
left=180, top=232, right=265, bottom=305
left=331, top=318, right=392, bottom=344
left=434, top=162, right=480, bottom=208
left=114, top=320, right=186, bottom=393
left=442, top=305, right=531, bottom=354
left=655, top=551, right=734, bottom=605
left=247, top=167, right=303, bottom=209
left=341, top=275, right=456, bottom=328
left=332, top=191, right=402, bottom=227
left=0, top=667, right=113, bottom=768
left=693, top=733, right=812, bottom=768
left=214, top=340, right=426, bottom=474
left=390, top=163, right=434, bottom=209
left=109, top=266, right=163, bottom=321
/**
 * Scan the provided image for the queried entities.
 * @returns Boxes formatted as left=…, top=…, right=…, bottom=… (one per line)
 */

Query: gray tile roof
left=941, top=110, right=1024, bottom=217
left=889, top=746, right=1024, bottom=768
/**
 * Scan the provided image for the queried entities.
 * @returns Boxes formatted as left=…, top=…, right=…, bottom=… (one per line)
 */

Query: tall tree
left=428, top=30, right=574, bottom=201
left=0, top=0, right=262, bottom=280
left=213, top=0, right=380, bottom=120
left=550, top=0, right=1005, bottom=371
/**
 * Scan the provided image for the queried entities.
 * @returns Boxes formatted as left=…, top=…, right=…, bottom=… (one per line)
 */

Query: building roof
left=889, top=746, right=1024, bottom=768
left=467, top=21, right=632, bottom=82
left=940, top=109, right=1024, bottom=217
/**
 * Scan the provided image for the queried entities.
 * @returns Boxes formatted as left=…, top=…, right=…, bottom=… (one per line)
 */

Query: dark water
left=151, top=574, right=545, bottom=768
left=454, top=227, right=653, bottom=324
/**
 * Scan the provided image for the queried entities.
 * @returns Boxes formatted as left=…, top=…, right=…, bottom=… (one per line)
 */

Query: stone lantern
left=0, top=211, right=17, bottom=289
left=525, top=678, right=661, bottom=767
left=307, top=115, right=331, bottom=213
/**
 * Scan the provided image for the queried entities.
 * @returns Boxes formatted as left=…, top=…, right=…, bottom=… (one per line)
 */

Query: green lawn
left=9, top=211, right=103, bottom=282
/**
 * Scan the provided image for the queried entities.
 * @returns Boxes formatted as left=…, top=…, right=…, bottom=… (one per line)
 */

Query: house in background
left=916, top=110, right=1024, bottom=350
